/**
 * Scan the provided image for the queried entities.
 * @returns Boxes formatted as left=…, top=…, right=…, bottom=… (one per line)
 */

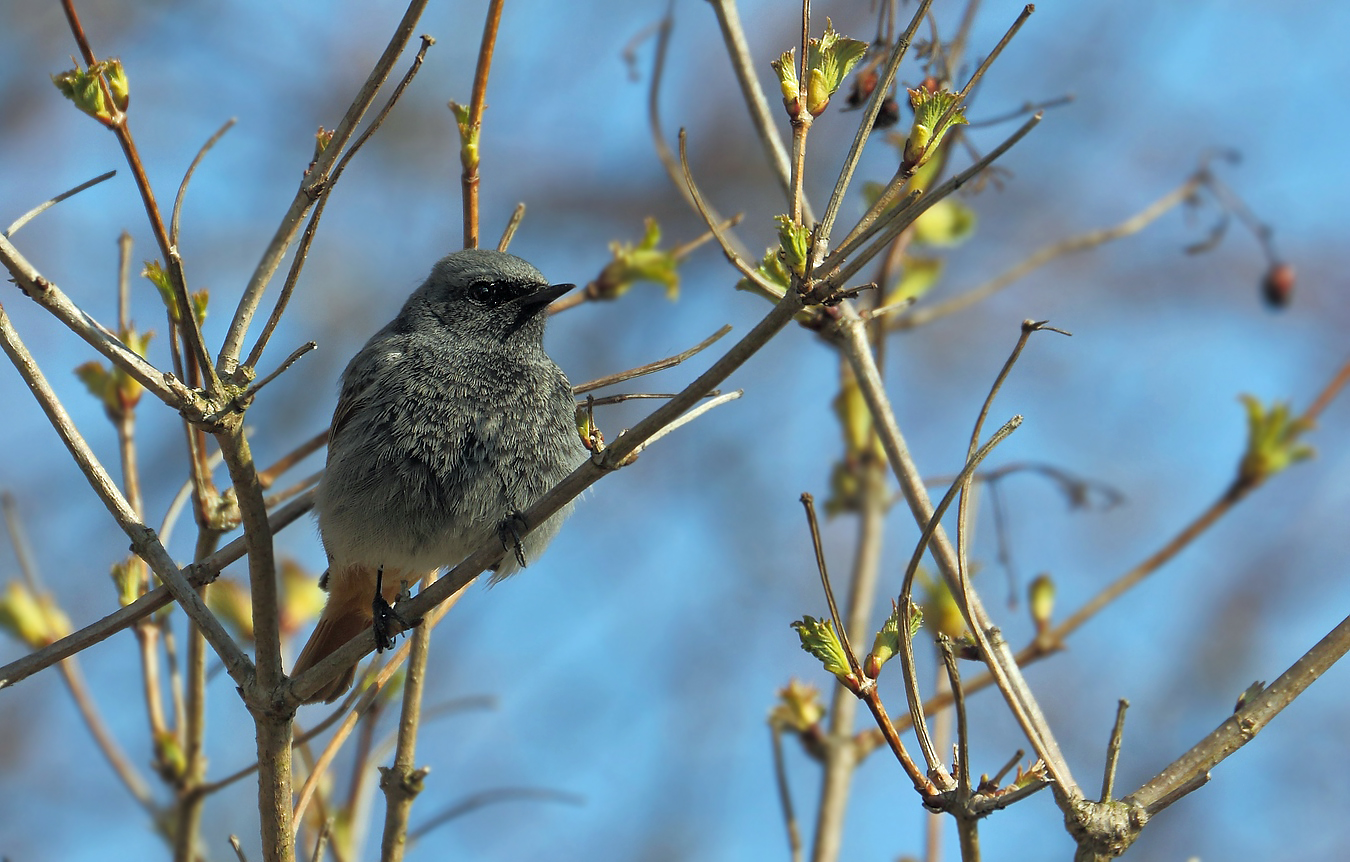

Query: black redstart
left=292, top=249, right=588, bottom=703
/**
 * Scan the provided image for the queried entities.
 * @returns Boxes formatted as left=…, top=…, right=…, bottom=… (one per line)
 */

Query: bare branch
left=171, top=119, right=236, bottom=247
left=220, top=0, right=431, bottom=376
left=460, top=0, right=506, bottom=250
left=244, top=35, right=435, bottom=373
left=896, top=178, right=1201, bottom=330
left=4, top=170, right=117, bottom=237
left=573, top=325, right=732, bottom=394
left=0, top=303, right=251, bottom=681
left=1127, top=609, right=1350, bottom=816
left=833, top=304, right=1083, bottom=804
left=816, top=0, right=933, bottom=251
left=0, top=236, right=201, bottom=413
left=0, top=490, right=314, bottom=690
left=496, top=202, right=526, bottom=252
left=706, top=0, right=808, bottom=220
left=1100, top=699, right=1129, bottom=803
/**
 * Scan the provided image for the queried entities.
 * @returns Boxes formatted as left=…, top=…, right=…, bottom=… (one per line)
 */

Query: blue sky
left=2, top=1, right=1349, bottom=860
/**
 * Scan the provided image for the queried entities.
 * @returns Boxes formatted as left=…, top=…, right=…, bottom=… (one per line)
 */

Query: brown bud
left=1261, top=261, right=1295, bottom=309
left=845, top=68, right=878, bottom=109
left=875, top=96, right=901, bottom=129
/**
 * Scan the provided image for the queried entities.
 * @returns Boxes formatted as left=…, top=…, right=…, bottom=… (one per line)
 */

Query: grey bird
left=291, top=249, right=588, bottom=703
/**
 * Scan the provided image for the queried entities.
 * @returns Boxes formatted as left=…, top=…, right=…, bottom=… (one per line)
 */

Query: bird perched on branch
left=291, top=249, right=588, bottom=703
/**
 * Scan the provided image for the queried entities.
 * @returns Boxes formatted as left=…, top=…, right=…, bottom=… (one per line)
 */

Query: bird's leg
left=371, top=565, right=410, bottom=652
left=498, top=510, right=529, bottom=568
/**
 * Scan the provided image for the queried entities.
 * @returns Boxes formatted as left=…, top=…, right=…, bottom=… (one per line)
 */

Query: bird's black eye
left=467, top=280, right=498, bottom=304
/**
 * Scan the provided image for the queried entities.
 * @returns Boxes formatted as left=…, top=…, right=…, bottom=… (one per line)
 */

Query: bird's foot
left=498, top=510, right=529, bottom=568
left=372, top=565, right=411, bottom=652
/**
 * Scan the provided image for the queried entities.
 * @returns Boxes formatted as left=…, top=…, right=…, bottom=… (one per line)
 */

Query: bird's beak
left=518, top=282, right=575, bottom=313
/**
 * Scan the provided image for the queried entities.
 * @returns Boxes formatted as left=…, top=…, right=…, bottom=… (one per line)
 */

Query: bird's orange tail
left=291, top=599, right=370, bottom=704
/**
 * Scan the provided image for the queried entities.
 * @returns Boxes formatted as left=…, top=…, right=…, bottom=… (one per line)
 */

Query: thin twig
left=292, top=595, right=460, bottom=831
left=220, top=0, right=431, bottom=376
left=824, top=113, right=1042, bottom=290
left=834, top=303, right=1082, bottom=803
left=1126, top=609, right=1350, bottom=816
left=799, top=493, right=864, bottom=684
left=0, top=303, right=251, bottom=678
left=583, top=391, right=720, bottom=407
left=0, top=235, right=200, bottom=413
left=967, top=93, right=1074, bottom=128
left=678, top=130, right=783, bottom=296
left=379, top=570, right=437, bottom=862
left=405, top=788, right=585, bottom=843
left=1100, top=699, right=1129, bottom=803
left=0, top=490, right=314, bottom=690
left=291, top=288, right=807, bottom=703
left=58, top=0, right=220, bottom=396
left=706, top=0, right=806, bottom=220
left=4, top=170, right=117, bottom=237
left=770, top=727, right=803, bottom=862
left=244, top=36, right=434, bottom=372
left=953, top=321, right=1066, bottom=635
left=310, top=820, right=334, bottom=862
left=173, top=529, right=222, bottom=862
left=1302, top=355, right=1350, bottom=424
left=811, top=442, right=887, bottom=862
left=938, top=637, right=971, bottom=795
left=5, top=502, right=151, bottom=814
left=496, top=203, right=526, bottom=252
left=816, top=0, right=933, bottom=253
left=939, top=636, right=980, bottom=862
left=626, top=390, right=742, bottom=457
left=171, top=119, right=236, bottom=246
left=461, top=0, right=505, bottom=250
left=240, top=341, right=318, bottom=405
left=572, top=325, right=732, bottom=394
left=897, top=178, right=1201, bottom=329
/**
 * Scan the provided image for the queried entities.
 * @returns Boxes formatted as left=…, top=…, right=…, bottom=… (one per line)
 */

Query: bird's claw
left=498, top=510, right=529, bottom=568
left=372, top=565, right=411, bottom=652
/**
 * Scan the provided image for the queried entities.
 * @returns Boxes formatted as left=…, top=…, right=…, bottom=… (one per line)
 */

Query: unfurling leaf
left=313, top=126, right=335, bottom=160
left=768, top=679, right=825, bottom=732
left=52, top=66, right=107, bottom=125
left=153, top=730, right=187, bottom=783
left=903, top=88, right=968, bottom=170
left=921, top=572, right=968, bottom=640
left=769, top=50, right=801, bottom=115
left=862, top=600, right=922, bottom=679
left=791, top=615, right=854, bottom=683
left=775, top=215, right=810, bottom=279
left=0, top=580, right=72, bottom=649
left=912, top=198, right=977, bottom=247
left=593, top=218, right=680, bottom=300
left=279, top=559, right=326, bottom=638
left=771, top=22, right=868, bottom=117
left=1237, top=394, right=1314, bottom=487
left=103, top=58, right=130, bottom=112
left=803, top=20, right=868, bottom=116
left=884, top=256, right=943, bottom=307
left=448, top=100, right=478, bottom=168
left=738, top=246, right=792, bottom=296
left=143, top=262, right=207, bottom=327
left=75, top=324, right=152, bottom=421
left=110, top=557, right=147, bottom=607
